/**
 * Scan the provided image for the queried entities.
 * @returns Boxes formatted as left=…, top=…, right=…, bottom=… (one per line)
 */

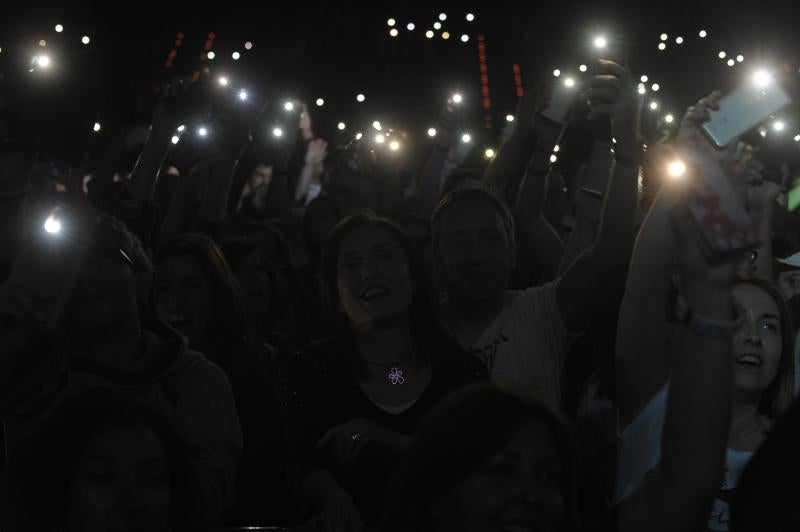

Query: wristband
left=674, top=293, right=743, bottom=338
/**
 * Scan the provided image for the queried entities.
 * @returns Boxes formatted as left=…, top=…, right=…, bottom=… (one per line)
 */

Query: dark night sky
left=2, top=1, right=799, bottom=164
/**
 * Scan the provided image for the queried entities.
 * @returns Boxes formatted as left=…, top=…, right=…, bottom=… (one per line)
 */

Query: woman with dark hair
left=9, top=389, right=205, bottom=532
left=279, top=209, right=487, bottom=530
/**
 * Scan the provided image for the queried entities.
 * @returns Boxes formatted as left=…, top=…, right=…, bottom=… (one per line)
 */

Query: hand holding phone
left=541, top=77, right=581, bottom=124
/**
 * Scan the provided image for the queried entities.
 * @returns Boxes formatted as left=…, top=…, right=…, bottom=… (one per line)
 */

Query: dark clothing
left=279, top=338, right=487, bottom=525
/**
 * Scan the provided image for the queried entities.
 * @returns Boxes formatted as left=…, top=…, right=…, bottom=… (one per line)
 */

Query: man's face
left=778, top=269, right=800, bottom=300
left=436, top=197, right=514, bottom=304
left=249, top=164, right=273, bottom=192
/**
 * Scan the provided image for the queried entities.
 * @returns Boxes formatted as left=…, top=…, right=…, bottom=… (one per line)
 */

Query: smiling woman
left=278, top=210, right=487, bottom=529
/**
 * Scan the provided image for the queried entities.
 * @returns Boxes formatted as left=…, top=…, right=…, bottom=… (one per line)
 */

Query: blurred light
left=564, top=77, right=575, bottom=87
left=668, top=160, right=687, bottom=178
left=93, top=122, right=101, bottom=132
left=550, top=154, right=558, bottom=163
left=579, top=64, right=588, bottom=72
left=38, top=39, right=46, bottom=47
left=36, top=55, right=50, bottom=68
left=356, top=132, right=363, bottom=140
left=273, top=127, right=283, bottom=137
left=637, top=84, right=646, bottom=94
left=466, top=13, right=475, bottom=21
left=284, top=101, right=294, bottom=111
left=593, top=36, right=607, bottom=48
left=207, top=51, right=216, bottom=60
left=553, top=69, right=561, bottom=77
left=699, top=30, right=707, bottom=38
left=675, top=36, right=684, bottom=44
left=452, top=93, right=463, bottom=103
left=198, top=127, right=208, bottom=137
left=427, top=127, right=437, bottom=137
left=244, top=41, right=253, bottom=50
left=752, top=70, right=773, bottom=88
left=439, top=13, right=447, bottom=21
left=506, top=114, right=514, bottom=122
left=794, top=134, right=800, bottom=142
left=232, top=51, right=240, bottom=60
left=55, top=24, right=64, bottom=33
left=337, top=122, right=346, bottom=130
left=461, top=133, right=472, bottom=143
left=718, top=51, right=726, bottom=59
left=649, top=101, right=659, bottom=110
left=81, top=35, right=90, bottom=45
left=640, top=75, right=649, bottom=82
left=316, top=98, right=325, bottom=106
left=375, top=134, right=386, bottom=144
left=389, top=140, right=400, bottom=151
left=773, top=121, right=785, bottom=132
left=434, top=22, right=442, bottom=30
left=407, top=22, right=415, bottom=31
left=356, top=93, right=366, bottom=102
left=373, top=121, right=382, bottom=130
left=658, top=43, right=666, bottom=51
left=177, top=124, right=185, bottom=132
left=171, top=135, right=180, bottom=144
left=553, top=145, right=560, bottom=152
left=737, top=54, right=744, bottom=62
left=652, top=83, right=660, bottom=91
left=389, top=28, right=399, bottom=37
left=759, top=127, right=768, bottom=138
left=484, top=148, right=496, bottom=159
left=727, top=59, right=735, bottom=67
left=461, top=34, right=469, bottom=42
left=44, top=215, right=61, bottom=235
left=426, top=30, right=434, bottom=38
left=665, top=114, right=675, bottom=123
left=387, top=18, right=396, bottom=26
left=238, top=89, right=248, bottom=101
left=218, top=76, right=229, bottom=86
left=442, top=31, right=450, bottom=40
left=660, top=33, right=668, bottom=41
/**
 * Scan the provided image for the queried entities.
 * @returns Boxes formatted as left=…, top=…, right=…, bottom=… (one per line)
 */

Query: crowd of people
left=1, top=37, right=799, bottom=532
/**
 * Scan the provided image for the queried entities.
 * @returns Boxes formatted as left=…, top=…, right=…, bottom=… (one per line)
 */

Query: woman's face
left=732, top=283, right=784, bottom=397
left=233, top=252, right=273, bottom=325
left=155, top=254, right=215, bottom=347
left=434, top=417, right=565, bottom=532
left=68, top=425, right=171, bottom=532
left=336, top=224, right=413, bottom=331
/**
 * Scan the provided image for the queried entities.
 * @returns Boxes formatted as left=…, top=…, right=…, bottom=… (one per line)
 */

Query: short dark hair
left=430, top=184, right=516, bottom=264
left=9, top=389, right=206, bottom=531
left=320, top=209, right=455, bottom=352
left=384, top=383, right=577, bottom=532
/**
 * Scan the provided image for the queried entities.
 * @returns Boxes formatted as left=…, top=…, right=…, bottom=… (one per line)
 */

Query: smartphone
left=702, top=83, right=791, bottom=148
left=581, top=141, right=614, bottom=196
left=541, top=78, right=581, bottom=124
left=683, top=140, right=759, bottom=257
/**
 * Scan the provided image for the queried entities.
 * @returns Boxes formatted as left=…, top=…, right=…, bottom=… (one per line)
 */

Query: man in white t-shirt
left=432, top=184, right=633, bottom=409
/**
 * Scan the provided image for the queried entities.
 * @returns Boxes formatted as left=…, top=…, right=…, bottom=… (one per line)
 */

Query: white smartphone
left=702, top=83, right=791, bottom=148
left=541, top=78, right=581, bottom=124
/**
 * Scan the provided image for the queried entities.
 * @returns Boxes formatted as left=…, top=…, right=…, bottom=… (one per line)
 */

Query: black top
left=278, top=338, right=487, bottom=525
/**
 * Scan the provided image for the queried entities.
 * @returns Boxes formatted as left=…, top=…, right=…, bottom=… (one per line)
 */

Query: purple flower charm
left=388, top=367, right=405, bottom=385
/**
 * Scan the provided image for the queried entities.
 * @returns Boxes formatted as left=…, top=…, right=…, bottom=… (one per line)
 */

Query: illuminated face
left=336, top=224, right=413, bottom=331
left=434, top=418, right=564, bottom=532
left=731, top=283, right=783, bottom=397
left=68, top=425, right=170, bottom=532
left=437, top=197, right=513, bottom=304
left=155, top=254, right=215, bottom=348
left=248, top=164, right=273, bottom=191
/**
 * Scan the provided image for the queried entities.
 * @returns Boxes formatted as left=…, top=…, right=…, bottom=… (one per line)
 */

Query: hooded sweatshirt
left=0, top=318, right=242, bottom=523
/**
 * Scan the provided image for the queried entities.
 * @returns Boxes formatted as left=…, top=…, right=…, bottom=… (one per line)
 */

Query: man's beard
left=241, top=184, right=270, bottom=218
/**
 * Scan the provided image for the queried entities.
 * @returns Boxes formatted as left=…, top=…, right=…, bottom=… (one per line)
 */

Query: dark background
left=2, top=1, right=799, bottom=166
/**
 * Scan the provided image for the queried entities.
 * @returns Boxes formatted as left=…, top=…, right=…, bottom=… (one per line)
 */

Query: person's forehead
left=733, top=283, right=779, bottom=312
left=339, top=224, right=400, bottom=255
left=440, top=197, right=505, bottom=232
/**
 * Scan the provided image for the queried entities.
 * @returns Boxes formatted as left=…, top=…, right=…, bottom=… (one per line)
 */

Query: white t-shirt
left=615, top=379, right=754, bottom=532
left=460, top=282, right=572, bottom=409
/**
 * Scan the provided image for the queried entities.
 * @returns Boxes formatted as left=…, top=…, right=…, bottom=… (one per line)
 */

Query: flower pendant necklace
left=363, top=346, right=416, bottom=385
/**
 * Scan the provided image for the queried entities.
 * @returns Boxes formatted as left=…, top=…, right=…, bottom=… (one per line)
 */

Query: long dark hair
left=383, top=383, right=578, bottom=532
left=155, top=233, right=253, bottom=372
left=319, top=210, right=456, bottom=353
left=9, top=389, right=206, bottom=531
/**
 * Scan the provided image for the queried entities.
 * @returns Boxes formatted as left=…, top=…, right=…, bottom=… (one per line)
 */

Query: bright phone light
left=664, top=114, right=675, bottom=123
left=506, top=114, right=514, bottom=122
left=81, top=35, right=90, bottom=45
left=337, top=122, right=346, bottom=130
left=232, top=51, right=240, bottom=60
left=658, top=43, right=666, bottom=51
left=718, top=51, right=726, bottom=59
left=794, top=134, right=800, bottom=142
left=466, top=13, right=475, bottom=21
left=207, top=51, right=216, bottom=60
left=737, top=55, right=744, bottom=63
left=439, top=13, right=447, bottom=21
left=355, top=132, right=363, bottom=140
left=238, top=90, right=248, bottom=101
left=38, top=39, right=47, bottom=47
left=640, top=75, right=649, bottom=82
left=553, top=145, right=560, bottom=152
left=171, top=135, right=180, bottom=144
left=389, top=140, right=400, bottom=151
left=427, top=127, right=437, bottom=137
left=37, top=55, right=51, bottom=68
left=485, top=148, right=495, bottom=158
left=564, top=77, right=575, bottom=87
left=668, top=160, right=687, bottom=178
left=198, top=127, right=208, bottom=137
left=177, top=124, right=185, bottom=132
left=356, top=93, right=365, bottom=102
left=461, top=34, right=469, bottom=42
left=375, top=134, right=385, bottom=144
left=44, top=214, right=61, bottom=235
left=434, top=22, right=442, bottom=30
left=244, top=41, right=253, bottom=50
left=553, top=69, right=561, bottom=77
left=55, top=24, right=64, bottom=32
left=773, top=121, right=785, bottom=132
left=407, top=22, right=415, bottom=31
left=651, top=83, right=660, bottom=92
left=218, top=76, right=229, bottom=86
left=752, top=70, right=773, bottom=88
left=637, top=84, right=646, bottom=95
left=699, top=30, right=707, bottom=38
left=579, top=64, right=588, bottom=72
left=426, top=30, right=434, bottom=38
left=92, top=122, right=101, bottom=132
left=675, top=36, right=684, bottom=44
left=442, top=31, right=450, bottom=40
left=373, top=120, right=382, bottom=131
left=387, top=18, right=396, bottom=26
left=649, top=101, right=659, bottom=110
left=389, top=28, right=399, bottom=37
left=273, top=127, right=283, bottom=137
left=550, top=154, right=558, bottom=163
left=452, top=93, right=463, bottom=104
left=461, top=133, right=472, bottom=143
left=660, top=33, right=668, bottom=41
left=593, top=36, right=607, bottom=48
left=284, top=101, right=294, bottom=111
left=316, top=98, right=324, bottom=106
